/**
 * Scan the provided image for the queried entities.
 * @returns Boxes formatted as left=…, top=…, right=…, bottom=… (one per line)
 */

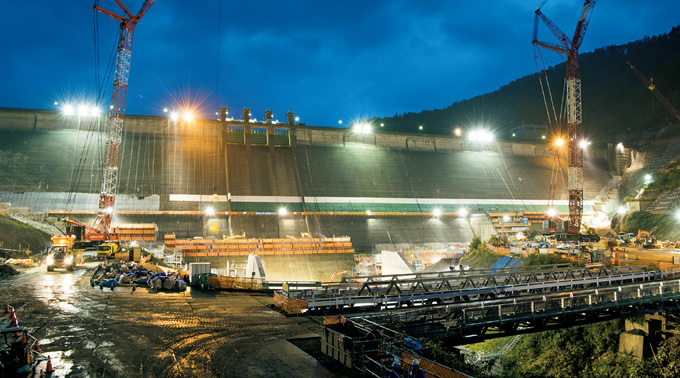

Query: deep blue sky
left=3, top=0, right=679, bottom=127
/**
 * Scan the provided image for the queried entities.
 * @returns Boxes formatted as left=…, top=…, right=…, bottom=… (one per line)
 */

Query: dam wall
left=0, top=107, right=613, bottom=248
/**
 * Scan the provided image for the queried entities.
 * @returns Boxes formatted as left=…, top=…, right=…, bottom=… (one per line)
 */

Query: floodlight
left=354, top=122, right=372, bottom=134
left=62, top=104, right=74, bottom=116
left=467, top=129, right=494, bottom=143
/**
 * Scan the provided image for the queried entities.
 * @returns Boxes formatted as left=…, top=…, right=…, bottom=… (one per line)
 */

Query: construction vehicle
left=637, top=230, right=659, bottom=249
left=46, top=236, right=77, bottom=272
left=97, top=242, right=120, bottom=259
left=618, top=232, right=635, bottom=246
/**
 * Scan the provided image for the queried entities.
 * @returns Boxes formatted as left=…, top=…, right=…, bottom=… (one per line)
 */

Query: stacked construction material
left=486, top=211, right=544, bottom=234
left=112, top=224, right=156, bottom=242
left=164, top=235, right=354, bottom=257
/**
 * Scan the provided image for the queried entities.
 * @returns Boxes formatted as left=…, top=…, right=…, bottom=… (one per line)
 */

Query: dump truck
left=46, top=235, right=77, bottom=272
left=97, top=242, right=120, bottom=259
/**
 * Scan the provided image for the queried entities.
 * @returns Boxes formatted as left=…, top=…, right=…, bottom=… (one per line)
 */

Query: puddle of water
left=44, top=350, right=75, bottom=376
left=84, top=340, right=114, bottom=350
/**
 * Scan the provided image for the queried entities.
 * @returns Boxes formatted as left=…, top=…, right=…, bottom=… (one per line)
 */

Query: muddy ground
left=0, top=262, right=350, bottom=377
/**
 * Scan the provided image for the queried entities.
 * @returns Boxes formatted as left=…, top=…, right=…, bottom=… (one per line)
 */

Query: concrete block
left=310, top=129, right=344, bottom=146
left=511, top=143, right=535, bottom=156
left=344, top=133, right=375, bottom=146
left=375, top=134, right=407, bottom=149
left=434, top=137, right=463, bottom=152
left=381, top=251, right=414, bottom=275
left=618, top=331, right=648, bottom=359
left=406, top=136, right=436, bottom=151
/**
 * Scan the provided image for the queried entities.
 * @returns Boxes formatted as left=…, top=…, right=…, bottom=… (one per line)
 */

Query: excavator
left=637, top=230, right=659, bottom=249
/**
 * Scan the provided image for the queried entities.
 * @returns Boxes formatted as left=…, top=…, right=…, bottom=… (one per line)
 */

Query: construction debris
left=90, top=261, right=186, bottom=292
left=0, top=264, right=20, bottom=278
left=2, top=259, right=35, bottom=267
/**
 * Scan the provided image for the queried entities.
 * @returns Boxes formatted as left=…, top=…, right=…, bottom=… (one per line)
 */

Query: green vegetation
left=522, top=253, right=572, bottom=266
left=647, top=168, right=680, bottom=193
left=622, top=211, right=680, bottom=240
left=376, top=27, right=680, bottom=142
left=502, top=319, right=643, bottom=378
left=461, top=236, right=502, bottom=268
left=423, top=320, right=680, bottom=377
left=463, top=335, right=510, bottom=353
left=0, top=215, right=52, bottom=253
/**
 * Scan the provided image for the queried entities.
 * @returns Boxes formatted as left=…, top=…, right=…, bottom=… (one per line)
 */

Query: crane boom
left=626, top=61, right=680, bottom=121
left=533, top=0, right=595, bottom=234
left=92, top=0, right=155, bottom=240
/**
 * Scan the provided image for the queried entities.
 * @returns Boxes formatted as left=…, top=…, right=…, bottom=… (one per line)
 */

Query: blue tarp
left=489, top=256, right=523, bottom=273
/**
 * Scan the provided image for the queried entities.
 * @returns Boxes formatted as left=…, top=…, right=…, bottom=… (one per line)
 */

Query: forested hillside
left=378, top=26, right=680, bottom=143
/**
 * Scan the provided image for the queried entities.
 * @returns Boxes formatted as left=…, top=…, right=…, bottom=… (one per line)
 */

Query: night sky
left=3, top=0, right=679, bottom=127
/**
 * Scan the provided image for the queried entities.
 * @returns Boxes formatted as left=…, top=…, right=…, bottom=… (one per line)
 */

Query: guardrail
left=349, top=278, right=680, bottom=340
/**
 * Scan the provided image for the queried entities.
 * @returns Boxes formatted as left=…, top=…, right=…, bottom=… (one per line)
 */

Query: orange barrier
left=273, top=291, right=307, bottom=315
left=165, top=235, right=355, bottom=256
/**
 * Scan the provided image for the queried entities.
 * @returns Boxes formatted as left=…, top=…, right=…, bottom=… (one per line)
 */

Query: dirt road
left=0, top=263, right=335, bottom=377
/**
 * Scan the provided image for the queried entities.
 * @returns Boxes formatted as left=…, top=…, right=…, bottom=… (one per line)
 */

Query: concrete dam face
left=0, top=108, right=615, bottom=253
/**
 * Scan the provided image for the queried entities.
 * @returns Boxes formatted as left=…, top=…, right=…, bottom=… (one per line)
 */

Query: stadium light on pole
left=467, top=129, right=494, bottom=143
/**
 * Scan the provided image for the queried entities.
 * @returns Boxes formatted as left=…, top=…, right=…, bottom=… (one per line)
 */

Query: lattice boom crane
left=89, top=0, right=155, bottom=240
left=533, top=0, right=596, bottom=234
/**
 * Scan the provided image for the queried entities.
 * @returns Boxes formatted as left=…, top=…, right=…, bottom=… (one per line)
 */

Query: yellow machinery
left=97, top=242, right=120, bottom=259
left=46, top=235, right=76, bottom=272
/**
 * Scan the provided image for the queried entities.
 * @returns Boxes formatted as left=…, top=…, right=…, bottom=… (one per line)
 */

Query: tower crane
left=533, top=0, right=596, bottom=234
left=67, top=0, right=155, bottom=241
left=626, top=60, right=680, bottom=122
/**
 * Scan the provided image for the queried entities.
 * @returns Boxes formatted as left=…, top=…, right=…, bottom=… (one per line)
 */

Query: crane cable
left=534, top=40, right=569, bottom=206
left=65, top=3, right=120, bottom=211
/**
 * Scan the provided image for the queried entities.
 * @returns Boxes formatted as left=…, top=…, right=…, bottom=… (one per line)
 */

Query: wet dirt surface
left=0, top=263, right=336, bottom=377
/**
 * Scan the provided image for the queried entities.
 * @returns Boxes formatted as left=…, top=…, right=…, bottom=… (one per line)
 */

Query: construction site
left=3, top=0, right=680, bottom=377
